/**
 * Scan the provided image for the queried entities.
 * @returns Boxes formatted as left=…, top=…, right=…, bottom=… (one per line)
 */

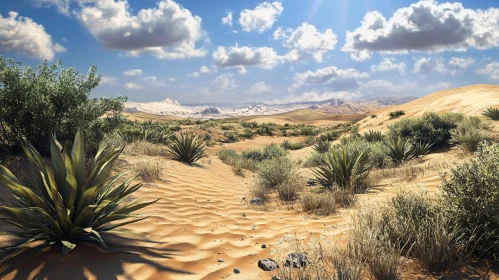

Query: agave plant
left=482, top=107, right=499, bottom=121
left=167, top=133, right=207, bottom=163
left=0, top=129, right=157, bottom=268
left=313, top=138, right=332, bottom=154
left=413, top=141, right=433, bottom=158
left=363, top=130, right=384, bottom=142
left=385, top=135, right=414, bottom=164
left=313, top=147, right=372, bottom=192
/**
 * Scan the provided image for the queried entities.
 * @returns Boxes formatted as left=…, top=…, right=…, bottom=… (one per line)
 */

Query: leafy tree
left=0, top=57, right=127, bottom=155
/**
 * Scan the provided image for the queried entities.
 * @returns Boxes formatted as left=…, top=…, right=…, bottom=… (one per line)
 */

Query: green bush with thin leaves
left=314, top=146, right=372, bottom=192
left=167, top=133, right=207, bottom=163
left=482, top=107, right=499, bottom=121
left=385, top=136, right=414, bottom=164
left=313, top=138, right=331, bottom=153
left=363, top=130, right=384, bottom=142
left=0, top=129, right=156, bottom=269
left=413, top=141, right=433, bottom=158
left=281, top=140, right=303, bottom=150
left=450, top=116, right=491, bottom=152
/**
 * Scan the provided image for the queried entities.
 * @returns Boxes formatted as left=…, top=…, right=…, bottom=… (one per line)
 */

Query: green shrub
left=340, top=138, right=391, bottom=168
left=224, top=131, right=239, bottom=142
left=450, top=116, right=492, bottom=152
left=277, top=179, right=303, bottom=201
left=385, top=136, right=414, bottom=164
left=256, top=157, right=297, bottom=190
left=389, top=110, right=405, bottom=119
left=442, top=142, right=499, bottom=257
left=314, top=146, right=372, bottom=192
left=303, top=135, right=316, bottom=146
left=482, top=107, right=499, bottom=121
left=313, top=138, right=331, bottom=153
left=167, top=133, right=207, bottom=163
left=221, top=125, right=232, bottom=130
left=363, top=130, right=384, bottom=142
left=218, top=149, right=257, bottom=173
left=301, top=192, right=336, bottom=215
left=242, top=144, right=286, bottom=161
left=413, top=142, right=433, bottom=158
left=239, top=128, right=255, bottom=139
left=119, top=121, right=172, bottom=145
left=281, top=140, right=303, bottom=150
left=319, top=131, right=341, bottom=141
left=300, top=125, right=318, bottom=136
left=302, top=152, right=325, bottom=168
left=0, top=129, right=156, bottom=268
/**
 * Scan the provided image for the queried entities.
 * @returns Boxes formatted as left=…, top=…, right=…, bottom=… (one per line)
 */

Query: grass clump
left=450, top=116, right=492, bottom=152
left=389, top=110, right=405, bottom=119
left=124, top=140, right=170, bottom=157
left=0, top=129, right=157, bottom=268
left=136, top=161, right=161, bottom=182
left=242, top=143, right=286, bottom=161
left=167, top=133, right=207, bottom=163
left=413, top=141, right=433, bottom=158
left=218, top=149, right=257, bottom=174
left=363, top=130, right=384, bottom=142
left=313, top=138, right=331, bottom=153
left=482, top=107, right=499, bottom=120
left=300, top=192, right=336, bottom=215
left=385, top=135, right=414, bottom=164
left=281, top=140, right=303, bottom=150
left=302, top=152, right=325, bottom=168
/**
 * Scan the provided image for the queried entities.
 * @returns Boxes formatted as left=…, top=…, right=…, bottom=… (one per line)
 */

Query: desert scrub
left=450, top=116, right=492, bottom=152
left=441, top=141, right=499, bottom=257
left=341, top=138, right=391, bottom=168
left=242, top=143, right=286, bottom=161
left=0, top=129, right=157, bottom=269
left=136, top=160, right=161, bottom=182
left=218, top=149, right=257, bottom=174
left=313, top=138, right=331, bottom=153
left=302, top=151, right=325, bottom=168
left=281, top=140, right=303, bottom=150
left=385, top=135, right=415, bottom=164
left=389, top=110, right=405, bottom=119
left=363, top=130, right=384, bottom=142
left=482, top=107, right=499, bottom=121
left=277, top=178, right=304, bottom=201
left=319, top=130, right=341, bottom=141
left=167, top=133, right=207, bottom=163
left=301, top=192, right=336, bottom=215
left=124, top=140, right=170, bottom=157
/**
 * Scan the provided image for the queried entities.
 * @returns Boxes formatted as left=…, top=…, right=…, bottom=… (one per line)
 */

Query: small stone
left=250, top=197, right=263, bottom=205
left=285, top=252, right=309, bottom=268
left=271, top=277, right=281, bottom=280
left=233, top=268, right=240, bottom=274
left=261, top=244, right=267, bottom=249
left=218, top=258, right=224, bottom=262
left=242, top=197, right=246, bottom=200
left=258, top=258, right=279, bottom=271
left=242, top=213, right=246, bottom=217
left=251, top=225, right=256, bottom=230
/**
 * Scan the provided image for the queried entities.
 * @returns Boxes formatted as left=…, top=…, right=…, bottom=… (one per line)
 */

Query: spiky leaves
left=313, top=138, right=331, bottom=154
left=167, top=133, right=207, bottom=163
left=482, top=107, right=499, bottom=121
left=385, top=136, right=414, bottom=164
left=313, top=147, right=372, bottom=192
left=363, top=130, right=384, bottom=142
left=0, top=128, right=157, bottom=269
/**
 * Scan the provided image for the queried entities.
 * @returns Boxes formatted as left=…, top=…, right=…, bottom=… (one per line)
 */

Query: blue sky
left=1, top=0, right=498, bottom=104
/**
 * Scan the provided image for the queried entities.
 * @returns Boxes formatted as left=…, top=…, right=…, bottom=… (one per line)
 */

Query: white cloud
left=276, top=23, right=337, bottom=63
left=246, top=82, right=272, bottom=94
left=290, top=66, right=369, bottom=92
left=100, top=76, right=118, bottom=85
left=269, top=90, right=359, bottom=104
left=360, top=80, right=416, bottom=94
left=371, top=58, right=406, bottom=73
left=143, top=76, right=166, bottom=86
left=125, top=82, right=142, bottom=89
left=222, top=11, right=233, bottom=27
left=413, top=57, right=447, bottom=74
left=425, top=82, right=452, bottom=92
left=76, top=0, right=207, bottom=59
left=210, top=74, right=236, bottom=94
left=123, top=69, right=143, bottom=76
left=32, top=0, right=70, bottom=15
left=239, top=1, right=283, bottom=33
left=213, top=45, right=279, bottom=69
left=342, top=0, right=499, bottom=61
left=168, top=77, right=176, bottom=82
left=187, top=72, right=200, bottom=78
left=237, top=66, right=247, bottom=74
left=477, top=61, right=499, bottom=81
left=448, top=57, right=474, bottom=74
left=0, top=12, right=66, bottom=60
left=200, top=66, right=210, bottom=73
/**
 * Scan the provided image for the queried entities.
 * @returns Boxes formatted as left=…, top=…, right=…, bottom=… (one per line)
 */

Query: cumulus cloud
left=32, top=0, right=70, bottom=16
left=123, top=69, right=143, bottom=76
left=246, top=82, right=272, bottom=94
left=200, top=66, right=211, bottom=73
left=290, top=66, right=369, bottom=92
left=477, top=61, right=499, bottom=81
left=212, top=45, right=279, bottom=69
left=187, top=72, right=200, bottom=78
left=143, top=76, right=166, bottom=86
left=275, top=23, right=337, bottom=63
left=425, top=82, right=452, bottom=92
left=100, top=76, right=118, bottom=85
left=370, top=58, right=406, bottom=73
left=239, top=1, right=283, bottom=33
left=0, top=12, right=66, bottom=60
left=76, top=0, right=207, bottom=59
left=125, top=82, right=142, bottom=89
left=413, top=57, right=447, bottom=74
left=210, top=74, right=236, bottom=94
left=342, top=0, right=499, bottom=61
left=222, top=11, right=233, bottom=27
left=360, top=80, right=416, bottom=95
left=268, top=90, right=359, bottom=105
left=448, top=57, right=474, bottom=74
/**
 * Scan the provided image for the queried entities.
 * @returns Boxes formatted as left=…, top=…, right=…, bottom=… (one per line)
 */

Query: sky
left=1, top=0, right=499, bottom=104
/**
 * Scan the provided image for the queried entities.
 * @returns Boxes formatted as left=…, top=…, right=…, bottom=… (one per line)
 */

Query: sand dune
left=237, top=109, right=367, bottom=126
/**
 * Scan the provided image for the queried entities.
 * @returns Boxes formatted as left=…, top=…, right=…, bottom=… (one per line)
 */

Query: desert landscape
left=2, top=0, right=499, bottom=279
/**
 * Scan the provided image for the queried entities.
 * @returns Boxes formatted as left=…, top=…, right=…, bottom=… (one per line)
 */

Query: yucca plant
left=313, top=147, right=372, bottom=192
left=0, top=129, right=157, bottom=269
left=385, top=135, right=414, bottom=164
left=363, top=130, right=384, bottom=142
left=167, top=133, right=207, bottom=163
left=313, top=138, right=332, bottom=154
left=482, top=107, right=499, bottom=121
left=413, top=141, right=433, bottom=158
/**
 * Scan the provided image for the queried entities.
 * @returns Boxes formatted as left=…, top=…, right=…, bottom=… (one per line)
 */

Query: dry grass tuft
left=135, top=160, right=161, bottom=182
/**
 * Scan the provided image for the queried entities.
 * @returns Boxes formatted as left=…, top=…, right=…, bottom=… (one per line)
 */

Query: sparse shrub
left=218, top=149, right=257, bottom=174
left=314, top=146, right=372, bottom=192
left=136, top=160, right=161, bottom=181
left=119, top=121, right=172, bottom=145
left=239, top=128, right=254, bottom=139
left=224, top=131, right=238, bottom=142
left=371, top=114, right=377, bottom=118
left=242, top=143, right=286, bottom=161
left=277, top=179, right=303, bottom=201
left=300, top=125, right=319, bottom=136
left=332, top=188, right=357, bottom=207
left=313, top=138, right=331, bottom=153
left=302, top=152, right=325, bottom=168
left=301, top=192, right=336, bottom=215
left=413, top=141, right=433, bottom=158
left=319, top=130, right=341, bottom=141
left=303, top=135, right=316, bottom=146
left=167, top=133, right=207, bottom=163
left=257, top=156, right=297, bottom=189
left=0, top=129, right=156, bottom=267
left=124, top=140, right=170, bottom=157
left=482, top=107, right=499, bottom=121
left=441, top=141, right=499, bottom=257
left=450, top=116, right=491, bottom=152
left=221, top=124, right=232, bottom=130
left=389, top=110, right=405, bottom=119
left=385, top=136, right=414, bottom=164
left=363, top=130, right=384, bottom=142
left=281, top=140, right=303, bottom=150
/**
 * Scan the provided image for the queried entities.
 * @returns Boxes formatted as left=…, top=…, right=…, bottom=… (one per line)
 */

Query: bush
left=300, top=125, right=318, bottom=136
left=0, top=129, right=156, bottom=267
left=332, top=188, right=357, bottom=207
left=124, top=140, right=170, bottom=157
left=482, top=107, right=499, bottom=121
left=277, top=179, right=303, bottom=201
left=302, top=152, right=325, bottom=168
left=341, top=138, right=391, bottom=168
left=119, top=121, right=172, bottom=145
left=239, top=128, right=255, bottom=139
left=363, top=130, right=384, bottom=142
left=218, top=149, right=258, bottom=174
left=224, top=131, right=238, bottom=142
left=257, top=157, right=297, bottom=189
left=281, top=140, right=303, bottom=150
left=136, top=161, right=161, bottom=182
left=413, top=141, right=433, bottom=158
left=313, top=138, right=331, bottom=153
left=0, top=57, right=127, bottom=154
left=167, top=133, right=207, bottom=163
left=450, top=116, right=492, bottom=152
left=389, top=110, right=405, bottom=119
left=319, top=130, right=341, bottom=141
left=314, top=146, right=372, bottom=192
left=303, top=135, right=316, bottom=146
left=242, top=144, right=286, bottom=161
left=301, top=192, right=336, bottom=215
left=441, top=141, right=499, bottom=257
left=385, top=135, right=414, bottom=164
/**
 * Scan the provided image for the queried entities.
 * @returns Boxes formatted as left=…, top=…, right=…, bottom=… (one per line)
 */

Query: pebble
left=251, top=225, right=256, bottom=230
left=261, top=244, right=267, bottom=249
left=233, top=268, right=240, bottom=274
left=218, top=258, right=224, bottom=262
left=242, top=213, right=246, bottom=217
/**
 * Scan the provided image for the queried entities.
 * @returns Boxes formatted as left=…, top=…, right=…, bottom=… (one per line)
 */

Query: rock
left=242, top=213, right=246, bottom=217
left=271, top=277, right=281, bottom=280
left=261, top=244, right=267, bottom=249
left=218, top=258, right=224, bottom=262
left=233, top=268, right=240, bottom=274
left=285, top=252, right=309, bottom=268
left=307, top=179, right=316, bottom=186
left=251, top=225, right=256, bottom=230
left=250, top=198, right=263, bottom=205
left=258, top=258, right=279, bottom=271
